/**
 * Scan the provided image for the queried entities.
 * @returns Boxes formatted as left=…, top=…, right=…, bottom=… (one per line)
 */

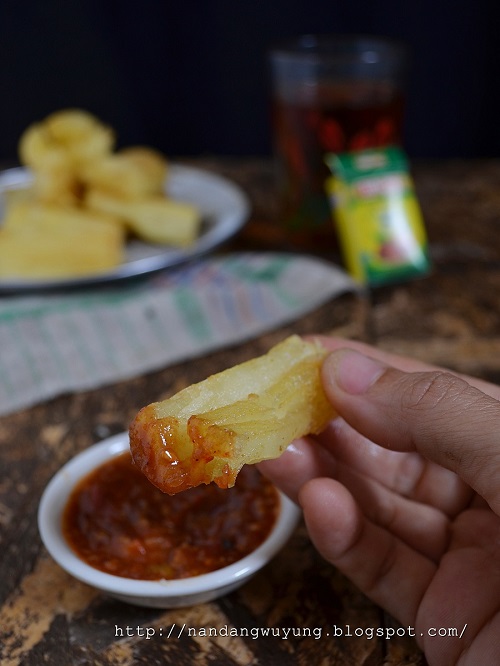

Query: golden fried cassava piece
left=0, top=109, right=203, bottom=281
left=85, top=189, right=201, bottom=247
left=129, top=335, right=335, bottom=494
left=0, top=202, right=124, bottom=278
left=19, top=109, right=115, bottom=173
left=118, top=146, right=169, bottom=193
left=80, top=151, right=168, bottom=200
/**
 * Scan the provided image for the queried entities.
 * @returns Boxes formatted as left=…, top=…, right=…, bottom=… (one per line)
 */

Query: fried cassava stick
left=129, top=335, right=335, bottom=494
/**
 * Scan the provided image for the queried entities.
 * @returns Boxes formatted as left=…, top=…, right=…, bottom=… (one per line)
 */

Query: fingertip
left=298, top=478, right=363, bottom=563
left=322, top=349, right=387, bottom=396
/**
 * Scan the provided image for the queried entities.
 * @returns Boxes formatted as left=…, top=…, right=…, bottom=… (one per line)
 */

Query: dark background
left=1, top=0, right=499, bottom=162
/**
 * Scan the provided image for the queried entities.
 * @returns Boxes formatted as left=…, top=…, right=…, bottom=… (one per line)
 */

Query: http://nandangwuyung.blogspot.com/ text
left=114, top=622, right=468, bottom=642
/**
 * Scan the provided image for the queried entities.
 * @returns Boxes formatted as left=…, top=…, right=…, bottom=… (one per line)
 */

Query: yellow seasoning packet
left=325, top=147, right=430, bottom=286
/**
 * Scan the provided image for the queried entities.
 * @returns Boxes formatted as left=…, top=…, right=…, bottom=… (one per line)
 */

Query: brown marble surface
left=2, top=158, right=500, bottom=665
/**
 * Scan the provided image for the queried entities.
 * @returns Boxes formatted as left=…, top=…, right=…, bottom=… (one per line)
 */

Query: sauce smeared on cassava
left=62, top=452, right=279, bottom=580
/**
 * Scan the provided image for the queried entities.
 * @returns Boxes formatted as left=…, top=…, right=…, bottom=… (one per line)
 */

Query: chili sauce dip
left=62, top=452, right=280, bottom=580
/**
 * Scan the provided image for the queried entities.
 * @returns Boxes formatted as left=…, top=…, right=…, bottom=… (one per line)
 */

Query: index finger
left=322, top=349, right=500, bottom=514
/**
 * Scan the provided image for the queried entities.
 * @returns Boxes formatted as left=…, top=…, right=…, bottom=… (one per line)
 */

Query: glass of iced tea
left=269, top=34, right=408, bottom=252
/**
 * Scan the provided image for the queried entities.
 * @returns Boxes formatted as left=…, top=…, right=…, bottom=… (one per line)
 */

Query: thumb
left=322, top=349, right=500, bottom=514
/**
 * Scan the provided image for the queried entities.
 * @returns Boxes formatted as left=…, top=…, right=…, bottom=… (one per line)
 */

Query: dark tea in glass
left=269, top=35, right=408, bottom=252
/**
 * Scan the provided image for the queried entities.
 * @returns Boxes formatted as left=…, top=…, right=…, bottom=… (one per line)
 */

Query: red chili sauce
left=62, top=452, right=280, bottom=580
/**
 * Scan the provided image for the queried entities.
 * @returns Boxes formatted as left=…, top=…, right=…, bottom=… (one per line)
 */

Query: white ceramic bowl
left=38, top=432, right=301, bottom=608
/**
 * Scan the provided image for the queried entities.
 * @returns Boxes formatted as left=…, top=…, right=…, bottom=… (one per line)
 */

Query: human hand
left=258, top=337, right=500, bottom=666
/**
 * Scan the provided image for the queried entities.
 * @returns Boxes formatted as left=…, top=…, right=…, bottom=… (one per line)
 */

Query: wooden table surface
left=2, top=158, right=500, bottom=665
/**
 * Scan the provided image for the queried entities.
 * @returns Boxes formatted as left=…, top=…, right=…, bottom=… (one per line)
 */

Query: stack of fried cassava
left=0, top=109, right=201, bottom=279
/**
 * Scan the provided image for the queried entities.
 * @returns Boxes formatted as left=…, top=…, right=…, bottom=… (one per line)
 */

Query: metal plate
left=0, top=165, right=250, bottom=292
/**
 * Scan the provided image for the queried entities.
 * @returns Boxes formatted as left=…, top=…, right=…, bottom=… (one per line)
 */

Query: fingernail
left=325, top=350, right=386, bottom=395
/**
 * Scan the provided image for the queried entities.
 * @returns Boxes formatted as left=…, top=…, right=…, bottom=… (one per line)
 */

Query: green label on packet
left=325, top=146, right=430, bottom=286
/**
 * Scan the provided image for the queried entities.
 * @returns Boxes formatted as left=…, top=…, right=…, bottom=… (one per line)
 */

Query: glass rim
left=269, top=33, right=408, bottom=66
